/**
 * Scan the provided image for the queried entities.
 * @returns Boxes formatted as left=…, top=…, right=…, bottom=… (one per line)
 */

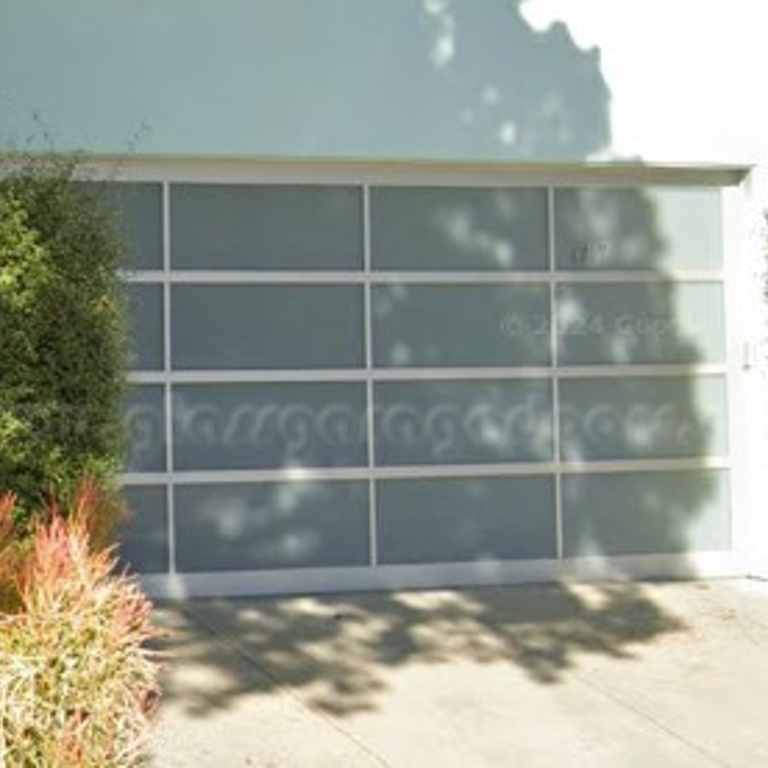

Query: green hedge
left=0, top=157, right=127, bottom=525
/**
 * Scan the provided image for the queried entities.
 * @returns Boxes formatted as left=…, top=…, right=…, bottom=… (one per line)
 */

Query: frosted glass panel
left=557, top=282, right=725, bottom=365
left=171, top=184, right=363, bottom=270
left=560, top=376, right=728, bottom=461
left=377, top=476, right=556, bottom=564
left=174, top=481, right=369, bottom=571
left=562, top=470, right=731, bottom=556
left=120, top=486, right=168, bottom=573
left=126, top=283, right=164, bottom=371
left=95, top=182, right=163, bottom=270
left=373, top=284, right=550, bottom=367
left=374, top=379, right=553, bottom=466
left=123, top=386, right=166, bottom=472
left=171, top=285, right=364, bottom=369
left=172, top=383, right=367, bottom=471
left=555, top=188, right=722, bottom=271
left=371, top=187, right=548, bottom=271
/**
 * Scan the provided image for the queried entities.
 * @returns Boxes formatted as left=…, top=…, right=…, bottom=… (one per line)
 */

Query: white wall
left=1, top=0, right=765, bottom=166
left=522, top=0, right=768, bottom=165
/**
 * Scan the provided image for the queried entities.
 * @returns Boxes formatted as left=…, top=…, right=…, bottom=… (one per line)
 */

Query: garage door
left=116, top=167, right=737, bottom=597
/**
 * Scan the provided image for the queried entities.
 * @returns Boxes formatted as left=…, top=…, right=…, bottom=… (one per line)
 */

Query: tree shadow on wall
left=271, top=0, right=611, bottom=158
left=549, top=186, right=727, bottom=558
left=409, top=0, right=611, bottom=157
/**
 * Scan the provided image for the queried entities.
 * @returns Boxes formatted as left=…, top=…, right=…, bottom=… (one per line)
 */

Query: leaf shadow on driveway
left=153, top=580, right=686, bottom=719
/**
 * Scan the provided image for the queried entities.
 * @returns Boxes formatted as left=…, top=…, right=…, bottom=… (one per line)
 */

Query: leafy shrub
left=0, top=478, right=127, bottom=613
left=0, top=155, right=127, bottom=526
left=0, top=492, right=160, bottom=766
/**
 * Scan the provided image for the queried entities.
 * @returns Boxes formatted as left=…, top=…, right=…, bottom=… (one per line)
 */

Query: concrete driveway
left=149, top=579, right=768, bottom=767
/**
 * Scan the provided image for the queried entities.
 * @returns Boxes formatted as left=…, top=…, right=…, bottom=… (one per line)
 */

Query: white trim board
left=66, top=154, right=749, bottom=188
left=139, top=551, right=744, bottom=600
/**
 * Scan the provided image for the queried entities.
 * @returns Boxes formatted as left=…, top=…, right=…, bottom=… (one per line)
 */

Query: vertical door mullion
left=548, top=187, right=564, bottom=561
left=363, top=185, right=378, bottom=566
left=162, top=181, right=176, bottom=575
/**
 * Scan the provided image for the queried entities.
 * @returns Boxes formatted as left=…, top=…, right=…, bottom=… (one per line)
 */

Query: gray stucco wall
left=0, top=0, right=609, bottom=160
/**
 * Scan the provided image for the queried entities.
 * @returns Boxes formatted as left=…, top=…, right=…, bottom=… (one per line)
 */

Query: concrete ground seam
left=572, top=671, right=730, bottom=767
left=178, top=605, right=392, bottom=768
